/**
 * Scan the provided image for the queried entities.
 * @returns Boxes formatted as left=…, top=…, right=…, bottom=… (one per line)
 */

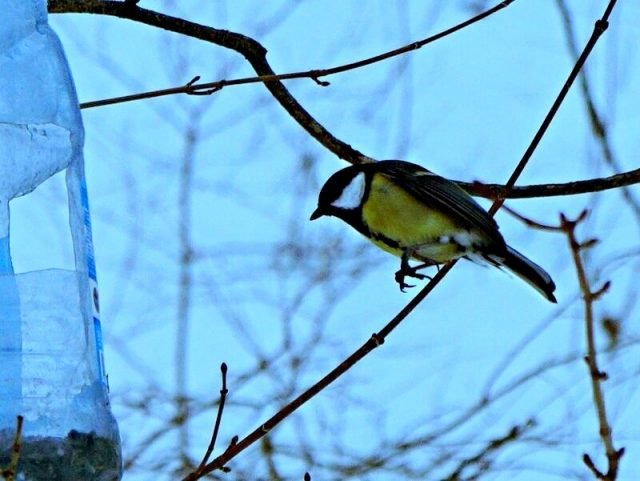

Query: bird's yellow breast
left=361, top=174, right=462, bottom=262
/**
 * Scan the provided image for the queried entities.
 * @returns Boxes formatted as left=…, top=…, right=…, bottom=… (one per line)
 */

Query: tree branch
left=48, top=1, right=639, bottom=201
left=488, top=0, right=617, bottom=215
left=49, top=0, right=514, bottom=165
left=456, top=167, right=640, bottom=200
left=560, top=211, right=624, bottom=480
left=442, top=420, right=534, bottom=481
left=59, top=1, right=515, bottom=111
left=48, top=0, right=371, bottom=163
left=179, top=260, right=455, bottom=479
left=555, top=0, right=640, bottom=219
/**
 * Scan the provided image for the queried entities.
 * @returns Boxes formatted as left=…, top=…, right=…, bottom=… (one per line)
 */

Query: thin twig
left=180, top=260, right=457, bottom=479
left=501, top=205, right=564, bottom=232
left=412, top=0, right=619, bottom=322
left=560, top=211, right=623, bottom=480
left=442, top=420, right=534, bottom=481
left=195, top=363, right=229, bottom=473
left=1, top=415, right=24, bottom=481
left=50, top=0, right=369, bottom=163
left=50, top=1, right=515, bottom=111
left=50, top=0, right=640, bottom=200
left=49, top=0, right=514, bottom=164
left=488, top=0, right=617, bottom=216
left=555, top=0, right=640, bottom=220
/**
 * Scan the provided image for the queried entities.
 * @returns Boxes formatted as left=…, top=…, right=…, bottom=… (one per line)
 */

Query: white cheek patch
left=331, top=172, right=366, bottom=210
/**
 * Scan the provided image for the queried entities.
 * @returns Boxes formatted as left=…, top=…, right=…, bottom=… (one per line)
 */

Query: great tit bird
left=310, top=160, right=556, bottom=303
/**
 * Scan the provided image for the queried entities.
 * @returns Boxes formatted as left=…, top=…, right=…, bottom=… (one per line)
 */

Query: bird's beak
left=309, top=207, right=323, bottom=221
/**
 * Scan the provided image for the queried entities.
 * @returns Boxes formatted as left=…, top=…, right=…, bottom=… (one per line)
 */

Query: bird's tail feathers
left=488, top=246, right=557, bottom=303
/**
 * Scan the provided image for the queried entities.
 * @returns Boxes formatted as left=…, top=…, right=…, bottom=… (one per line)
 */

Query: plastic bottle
left=0, top=1, right=122, bottom=479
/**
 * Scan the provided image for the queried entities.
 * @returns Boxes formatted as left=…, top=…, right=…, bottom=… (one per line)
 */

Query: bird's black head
left=310, top=165, right=366, bottom=222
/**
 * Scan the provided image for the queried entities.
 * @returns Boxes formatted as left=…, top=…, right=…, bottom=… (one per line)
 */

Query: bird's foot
left=394, top=265, right=430, bottom=292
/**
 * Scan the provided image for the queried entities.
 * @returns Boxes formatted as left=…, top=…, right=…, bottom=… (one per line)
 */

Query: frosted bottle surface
left=0, top=2, right=122, bottom=480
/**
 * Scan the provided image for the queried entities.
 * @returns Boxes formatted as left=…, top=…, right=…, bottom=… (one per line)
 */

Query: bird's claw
left=395, top=267, right=427, bottom=292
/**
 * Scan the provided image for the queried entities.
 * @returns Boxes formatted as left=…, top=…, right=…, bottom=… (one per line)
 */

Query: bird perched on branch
left=310, top=160, right=556, bottom=302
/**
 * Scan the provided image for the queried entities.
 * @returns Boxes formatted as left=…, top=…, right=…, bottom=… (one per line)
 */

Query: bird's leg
left=394, top=249, right=429, bottom=292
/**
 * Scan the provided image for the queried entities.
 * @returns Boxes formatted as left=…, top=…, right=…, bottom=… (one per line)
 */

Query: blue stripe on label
left=80, top=179, right=97, bottom=281
left=80, top=179, right=107, bottom=386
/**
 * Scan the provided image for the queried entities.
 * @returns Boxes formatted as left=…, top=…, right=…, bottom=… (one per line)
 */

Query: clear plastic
left=0, top=1, right=122, bottom=479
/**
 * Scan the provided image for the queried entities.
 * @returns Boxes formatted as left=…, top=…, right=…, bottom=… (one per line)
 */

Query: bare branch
left=48, top=0, right=370, bottom=163
left=555, top=0, right=640, bottom=220
left=560, top=211, right=623, bottom=480
left=501, top=205, right=564, bottom=232
left=188, top=363, right=229, bottom=479
left=442, top=420, right=534, bottom=481
left=409, top=0, right=619, bottom=322
left=457, top=167, right=640, bottom=200
left=70, top=1, right=515, bottom=110
left=50, top=0, right=516, bottom=103
left=49, top=1, right=639, bottom=201
left=49, top=0, right=514, bottom=165
left=1, top=416, right=24, bottom=481
left=488, top=0, right=617, bottom=215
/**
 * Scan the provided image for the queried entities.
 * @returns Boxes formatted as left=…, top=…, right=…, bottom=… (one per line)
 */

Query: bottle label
left=80, top=179, right=108, bottom=388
